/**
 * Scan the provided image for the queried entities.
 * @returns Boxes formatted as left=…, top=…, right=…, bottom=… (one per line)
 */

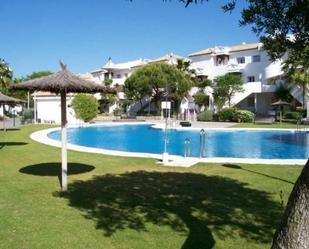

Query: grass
left=0, top=124, right=303, bottom=249
left=232, top=122, right=305, bottom=129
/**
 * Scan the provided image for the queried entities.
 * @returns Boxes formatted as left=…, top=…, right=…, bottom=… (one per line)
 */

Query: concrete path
left=148, top=119, right=237, bottom=129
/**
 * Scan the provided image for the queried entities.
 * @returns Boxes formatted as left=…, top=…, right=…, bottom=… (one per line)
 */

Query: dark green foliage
left=113, top=107, right=122, bottom=116
left=240, top=0, right=309, bottom=75
left=71, top=94, right=99, bottom=122
left=99, top=93, right=116, bottom=113
left=195, top=78, right=212, bottom=89
left=234, top=110, right=255, bottom=123
left=213, top=74, right=244, bottom=107
left=124, top=63, right=192, bottom=111
left=0, top=58, right=13, bottom=90
left=22, top=108, right=33, bottom=124
left=297, top=109, right=307, bottom=118
left=194, top=92, right=209, bottom=108
left=274, top=84, right=293, bottom=103
left=218, top=107, right=237, bottom=121
left=283, top=112, right=302, bottom=120
left=218, top=108, right=255, bottom=122
left=104, top=79, right=113, bottom=86
left=197, top=110, right=213, bottom=121
left=26, top=71, right=53, bottom=80
left=176, top=58, right=196, bottom=78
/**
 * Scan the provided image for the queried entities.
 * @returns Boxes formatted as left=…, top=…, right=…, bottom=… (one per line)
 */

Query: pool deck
left=30, top=121, right=307, bottom=167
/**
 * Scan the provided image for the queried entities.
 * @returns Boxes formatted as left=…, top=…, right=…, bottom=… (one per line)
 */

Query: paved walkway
left=148, top=119, right=237, bottom=129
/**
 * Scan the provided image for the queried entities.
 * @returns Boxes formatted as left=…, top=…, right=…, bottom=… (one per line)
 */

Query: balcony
left=227, top=63, right=244, bottom=73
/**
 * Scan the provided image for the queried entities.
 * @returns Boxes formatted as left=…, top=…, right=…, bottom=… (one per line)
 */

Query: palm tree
left=0, top=58, right=13, bottom=90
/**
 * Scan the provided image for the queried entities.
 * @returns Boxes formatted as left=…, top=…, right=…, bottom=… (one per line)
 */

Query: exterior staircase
left=127, top=96, right=153, bottom=115
left=230, top=82, right=262, bottom=106
left=289, top=84, right=309, bottom=106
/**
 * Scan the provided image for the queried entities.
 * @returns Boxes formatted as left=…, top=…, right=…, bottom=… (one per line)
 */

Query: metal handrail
left=200, top=129, right=206, bottom=158
left=184, top=138, right=190, bottom=157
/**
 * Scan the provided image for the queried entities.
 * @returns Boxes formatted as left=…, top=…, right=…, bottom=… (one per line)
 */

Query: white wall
left=190, top=49, right=276, bottom=84
left=189, top=47, right=284, bottom=111
left=34, top=96, right=82, bottom=125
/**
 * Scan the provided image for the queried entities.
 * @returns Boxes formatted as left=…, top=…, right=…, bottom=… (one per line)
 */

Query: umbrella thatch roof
left=10, top=65, right=115, bottom=94
left=0, top=92, right=25, bottom=104
left=271, top=99, right=290, bottom=106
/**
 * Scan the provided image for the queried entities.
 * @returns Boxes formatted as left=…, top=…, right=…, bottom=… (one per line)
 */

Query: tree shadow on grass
left=19, top=162, right=95, bottom=186
left=56, top=171, right=283, bottom=249
left=0, top=128, right=21, bottom=132
left=222, top=163, right=295, bottom=185
left=0, top=142, right=27, bottom=149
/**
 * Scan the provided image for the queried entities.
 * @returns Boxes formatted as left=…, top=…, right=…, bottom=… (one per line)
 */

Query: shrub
left=113, top=107, right=122, bottom=116
left=218, top=108, right=237, bottom=121
left=22, top=108, right=33, bottom=124
left=71, top=94, right=99, bottom=122
left=234, top=110, right=255, bottom=123
left=194, top=93, right=209, bottom=108
left=283, top=111, right=302, bottom=120
left=197, top=110, right=213, bottom=121
left=296, top=109, right=306, bottom=118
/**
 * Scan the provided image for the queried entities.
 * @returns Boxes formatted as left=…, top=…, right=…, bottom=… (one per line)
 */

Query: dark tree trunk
left=271, top=160, right=309, bottom=249
left=302, top=82, right=305, bottom=109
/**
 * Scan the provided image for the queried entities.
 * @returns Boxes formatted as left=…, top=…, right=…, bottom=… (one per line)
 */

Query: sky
left=0, top=0, right=258, bottom=77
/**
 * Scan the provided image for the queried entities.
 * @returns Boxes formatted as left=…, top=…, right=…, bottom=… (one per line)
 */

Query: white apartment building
left=189, top=43, right=302, bottom=114
left=32, top=42, right=304, bottom=124
left=88, top=54, right=184, bottom=113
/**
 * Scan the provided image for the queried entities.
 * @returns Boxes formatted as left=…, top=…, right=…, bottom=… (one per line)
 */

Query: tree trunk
left=271, top=160, right=309, bottom=249
left=302, top=82, right=305, bottom=109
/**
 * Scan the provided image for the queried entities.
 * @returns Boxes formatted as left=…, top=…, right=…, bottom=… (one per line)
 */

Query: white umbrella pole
left=2, top=104, right=6, bottom=132
left=61, top=91, right=68, bottom=191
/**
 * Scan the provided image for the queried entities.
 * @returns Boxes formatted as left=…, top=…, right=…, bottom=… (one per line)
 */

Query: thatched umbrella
left=11, top=63, right=115, bottom=191
left=271, top=99, right=290, bottom=124
left=0, top=92, right=25, bottom=131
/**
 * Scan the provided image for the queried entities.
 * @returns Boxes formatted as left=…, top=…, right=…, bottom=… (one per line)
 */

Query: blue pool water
left=48, top=124, right=309, bottom=159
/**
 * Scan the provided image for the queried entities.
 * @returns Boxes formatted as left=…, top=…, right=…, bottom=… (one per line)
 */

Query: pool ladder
left=184, top=129, right=206, bottom=158
left=296, top=119, right=308, bottom=132
left=200, top=129, right=206, bottom=158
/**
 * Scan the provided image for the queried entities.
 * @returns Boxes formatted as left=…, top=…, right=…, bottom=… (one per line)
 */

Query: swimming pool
left=47, top=124, right=309, bottom=159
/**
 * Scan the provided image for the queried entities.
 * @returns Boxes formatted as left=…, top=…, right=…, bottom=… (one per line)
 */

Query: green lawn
left=0, top=125, right=303, bottom=249
left=232, top=122, right=304, bottom=129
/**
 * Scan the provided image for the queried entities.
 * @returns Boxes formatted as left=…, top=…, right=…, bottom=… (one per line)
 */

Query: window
left=237, top=57, right=245, bottom=64
left=247, top=76, right=255, bottom=82
left=215, top=55, right=229, bottom=66
left=252, top=55, right=261, bottom=62
left=125, top=73, right=128, bottom=78
left=116, top=74, right=121, bottom=78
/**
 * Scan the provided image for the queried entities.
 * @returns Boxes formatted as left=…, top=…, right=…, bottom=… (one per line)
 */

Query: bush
left=197, top=110, right=213, bottom=121
left=283, top=111, right=302, bottom=120
left=296, top=109, right=306, bottom=118
left=71, top=94, right=99, bottom=122
left=234, top=110, right=255, bottom=123
left=113, top=107, right=122, bottom=116
left=218, top=108, right=237, bottom=121
left=22, top=108, right=33, bottom=124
